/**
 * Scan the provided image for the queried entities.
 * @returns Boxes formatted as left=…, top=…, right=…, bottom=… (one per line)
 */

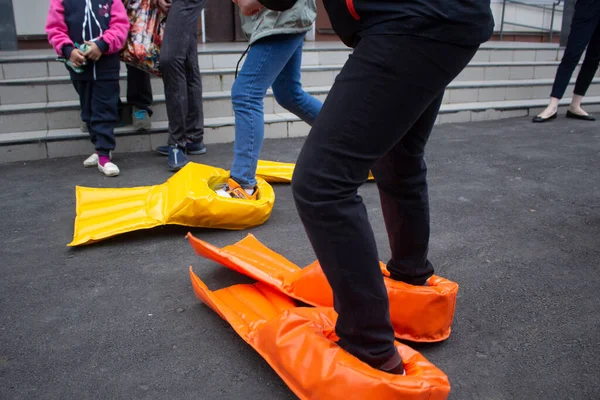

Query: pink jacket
left=46, top=0, right=129, bottom=57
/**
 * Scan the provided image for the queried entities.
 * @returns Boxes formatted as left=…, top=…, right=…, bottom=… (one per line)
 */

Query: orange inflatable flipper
left=189, top=267, right=451, bottom=400
left=187, top=233, right=458, bottom=342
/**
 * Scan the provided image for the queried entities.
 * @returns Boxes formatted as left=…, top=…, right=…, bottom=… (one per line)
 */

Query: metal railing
left=499, top=0, right=563, bottom=42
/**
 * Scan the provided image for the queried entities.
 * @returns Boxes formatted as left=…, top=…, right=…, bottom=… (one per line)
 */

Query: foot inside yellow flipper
left=68, top=163, right=275, bottom=247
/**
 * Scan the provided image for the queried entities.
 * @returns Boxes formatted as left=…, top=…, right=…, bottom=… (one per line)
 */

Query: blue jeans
left=230, top=33, right=323, bottom=188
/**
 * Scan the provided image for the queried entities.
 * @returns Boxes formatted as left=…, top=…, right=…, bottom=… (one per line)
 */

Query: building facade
left=1, top=0, right=568, bottom=50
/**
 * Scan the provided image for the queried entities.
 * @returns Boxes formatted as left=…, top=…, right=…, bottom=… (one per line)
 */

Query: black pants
left=126, top=64, right=153, bottom=114
left=73, top=80, right=119, bottom=156
left=550, top=0, right=600, bottom=99
left=291, top=34, right=478, bottom=368
left=160, top=0, right=205, bottom=147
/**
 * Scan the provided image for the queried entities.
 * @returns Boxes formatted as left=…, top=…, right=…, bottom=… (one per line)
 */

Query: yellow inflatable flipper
left=256, top=160, right=295, bottom=183
left=68, top=163, right=275, bottom=246
left=256, top=160, right=375, bottom=183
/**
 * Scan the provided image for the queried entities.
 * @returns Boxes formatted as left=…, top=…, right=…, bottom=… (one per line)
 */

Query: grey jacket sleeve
left=258, top=0, right=298, bottom=11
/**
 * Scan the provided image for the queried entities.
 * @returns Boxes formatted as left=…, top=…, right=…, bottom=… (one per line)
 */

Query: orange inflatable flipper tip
left=189, top=267, right=451, bottom=400
left=187, top=233, right=459, bottom=342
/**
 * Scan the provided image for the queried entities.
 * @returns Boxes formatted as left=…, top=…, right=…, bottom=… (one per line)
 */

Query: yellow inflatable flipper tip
left=256, top=160, right=375, bottom=183
left=256, top=160, right=296, bottom=183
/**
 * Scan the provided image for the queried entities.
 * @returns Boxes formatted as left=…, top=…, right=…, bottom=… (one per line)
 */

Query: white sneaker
left=83, top=152, right=112, bottom=167
left=83, top=153, right=99, bottom=167
left=215, top=188, right=231, bottom=198
left=98, top=161, right=120, bottom=177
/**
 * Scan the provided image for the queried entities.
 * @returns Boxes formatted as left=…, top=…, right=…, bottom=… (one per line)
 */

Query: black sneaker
left=377, top=351, right=405, bottom=375
left=168, top=145, right=189, bottom=172
left=157, top=139, right=206, bottom=156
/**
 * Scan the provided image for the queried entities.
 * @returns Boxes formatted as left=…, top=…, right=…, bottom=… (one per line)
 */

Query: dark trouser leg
left=183, top=32, right=204, bottom=143
left=90, top=80, right=119, bottom=156
left=291, top=35, right=477, bottom=367
left=551, top=8, right=600, bottom=99
left=373, top=95, right=443, bottom=285
left=160, top=0, right=205, bottom=147
left=574, top=21, right=600, bottom=96
left=73, top=81, right=94, bottom=143
left=126, top=64, right=153, bottom=114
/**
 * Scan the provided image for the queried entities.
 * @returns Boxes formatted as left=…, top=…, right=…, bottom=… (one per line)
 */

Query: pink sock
left=98, top=155, right=110, bottom=167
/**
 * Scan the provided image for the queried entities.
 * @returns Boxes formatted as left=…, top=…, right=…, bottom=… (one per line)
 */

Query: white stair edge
left=0, top=42, right=561, bottom=64
left=2, top=97, right=600, bottom=148
left=1, top=60, right=573, bottom=86
left=5, top=78, right=600, bottom=114
left=0, top=60, right=575, bottom=86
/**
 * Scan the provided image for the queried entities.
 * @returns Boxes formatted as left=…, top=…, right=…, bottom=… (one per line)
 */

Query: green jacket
left=240, top=0, right=317, bottom=45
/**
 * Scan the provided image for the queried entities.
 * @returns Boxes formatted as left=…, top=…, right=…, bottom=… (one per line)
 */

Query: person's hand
left=234, top=0, right=264, bottom=16
left=69, top=48, right=86, bottom=68
left=158, top=0, right=172, bottom=13
left=84, top=41, right=102, bottom=61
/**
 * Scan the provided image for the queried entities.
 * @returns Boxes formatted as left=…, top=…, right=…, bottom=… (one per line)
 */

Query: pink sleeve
left=45, top=0, right=73, bottom=56
left=101, top=0, right=130, bottom=54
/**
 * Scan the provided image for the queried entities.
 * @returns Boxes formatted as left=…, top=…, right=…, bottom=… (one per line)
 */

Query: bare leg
left=569, top=94, right=589, bottom=115
left=536, top=97, right=560, bottom=118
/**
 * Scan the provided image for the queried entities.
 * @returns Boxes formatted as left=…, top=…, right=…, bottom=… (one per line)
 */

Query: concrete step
left=3, top=78, right=599, bottom=134
left=3, top=96, right=600, bottom=163
left=0, top=42, right=563, bottom=80
left=0, top=61, right=579, bottom=106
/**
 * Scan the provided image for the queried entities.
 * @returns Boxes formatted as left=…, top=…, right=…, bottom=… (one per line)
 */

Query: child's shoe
left=185, top=139, right=206, bottom=155
left=83, top=151, right=112, bottom=167
left=215, top=178, right=258, bottom=200
left=97, top=155, right=120, bottom=177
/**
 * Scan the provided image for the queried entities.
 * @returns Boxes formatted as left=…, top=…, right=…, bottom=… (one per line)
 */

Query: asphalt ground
left=1, top=116, right=599, bottom=400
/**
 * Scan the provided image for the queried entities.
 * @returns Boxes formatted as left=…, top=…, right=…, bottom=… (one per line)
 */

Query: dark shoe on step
left=532, top=112, right=557, bottom=123
left=132, top=107, right=152, bottom=131
left=566, top=110, right=596, bottom=121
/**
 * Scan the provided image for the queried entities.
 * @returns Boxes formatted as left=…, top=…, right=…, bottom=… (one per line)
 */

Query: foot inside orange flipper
left=189, top=268, right=451, bottom=400
left=187, top=233, right=459, bottom=342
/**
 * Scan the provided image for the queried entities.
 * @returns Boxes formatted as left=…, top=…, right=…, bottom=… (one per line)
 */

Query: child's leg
left=73, top=81, right=94, bottom=142
left=272, top=35, right=323, bottom=125
left=90, top=80, right=119, bottom=156
left=230, top=34, right=309, bottom=189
